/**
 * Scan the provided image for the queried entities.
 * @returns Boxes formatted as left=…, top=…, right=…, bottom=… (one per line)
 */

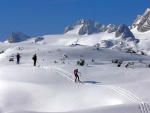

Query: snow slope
left=0, top=34, right=150, bottom=113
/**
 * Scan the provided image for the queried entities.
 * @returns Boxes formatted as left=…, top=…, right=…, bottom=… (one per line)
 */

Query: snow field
left=1, top=33, right=150, bottom=113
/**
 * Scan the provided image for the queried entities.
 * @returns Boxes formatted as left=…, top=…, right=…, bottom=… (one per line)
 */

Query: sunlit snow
left=0, top=28, right=150, bottom=113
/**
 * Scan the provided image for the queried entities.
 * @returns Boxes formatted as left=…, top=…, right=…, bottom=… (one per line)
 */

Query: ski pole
left=37, top=60, right=40, bottom=67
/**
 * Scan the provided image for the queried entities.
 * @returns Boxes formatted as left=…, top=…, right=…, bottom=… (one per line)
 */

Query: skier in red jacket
left=74, top=69, right=81, bottom=82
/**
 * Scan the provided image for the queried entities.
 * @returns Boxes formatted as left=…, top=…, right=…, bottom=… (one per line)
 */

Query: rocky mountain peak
left=76, top=19, right=86, bottom=25
left=78, top=19, right=102, bottom=35
left=146, top=8, right=150, bottom=13
left=131, top=8, right=150, bottom=32
left=64, top=19, right=117, bottom=35
left=115, top=24, right=135, bottom=40
left=107, top=24, right=118, bottom=33
left=7, top=31, right=31, bottom=43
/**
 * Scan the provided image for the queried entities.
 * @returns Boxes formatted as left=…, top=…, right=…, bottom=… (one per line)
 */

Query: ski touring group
left=15, top=53, right=37, bottom=66
left=15, top=53, right=81, bottom=83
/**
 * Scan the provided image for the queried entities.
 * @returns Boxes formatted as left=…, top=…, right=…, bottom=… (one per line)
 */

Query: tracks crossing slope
left=25, top=63, right=150, bottom=113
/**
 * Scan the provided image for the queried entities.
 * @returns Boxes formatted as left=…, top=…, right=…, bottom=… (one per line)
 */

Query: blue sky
left=0, top=0, right=150, bottom=41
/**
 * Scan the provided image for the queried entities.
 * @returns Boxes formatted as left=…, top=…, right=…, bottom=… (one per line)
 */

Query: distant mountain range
left=65, top=19, right=118, bottom=35
left=5, top=8, right=150, bottom=44
left=65, top=8, right=150, bottom=39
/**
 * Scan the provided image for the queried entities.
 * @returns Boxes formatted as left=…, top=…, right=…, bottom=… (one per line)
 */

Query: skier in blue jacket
left=16, top=53, right=21, bottom=64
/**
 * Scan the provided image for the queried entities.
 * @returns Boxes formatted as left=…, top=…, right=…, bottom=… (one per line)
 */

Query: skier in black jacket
left=32, top=54, right=37, bottom=66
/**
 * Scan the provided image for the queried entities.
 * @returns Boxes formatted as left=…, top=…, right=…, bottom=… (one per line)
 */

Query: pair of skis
left=75, top=80, right=83, bottom=84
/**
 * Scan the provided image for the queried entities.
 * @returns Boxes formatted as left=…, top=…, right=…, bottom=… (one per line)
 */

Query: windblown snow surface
left=0, top=32, right=150, bottom=113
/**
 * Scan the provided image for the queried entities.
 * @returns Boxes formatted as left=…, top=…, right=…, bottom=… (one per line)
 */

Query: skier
left=32, top=54, right=37, bottom=66
left=74, top=69, right=81, bottom=82
left=16, top=53, right=21, bottom=64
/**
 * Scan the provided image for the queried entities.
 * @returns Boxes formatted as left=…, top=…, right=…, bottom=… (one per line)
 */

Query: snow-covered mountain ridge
left=3, top=8, right=150, bottom=55
left=64, top=19, right=136, bottom=43
left=63, top=8, right=150, bottom=54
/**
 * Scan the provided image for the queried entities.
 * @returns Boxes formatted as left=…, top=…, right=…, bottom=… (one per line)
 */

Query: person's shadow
left=82, top=81, right=100, bottom=84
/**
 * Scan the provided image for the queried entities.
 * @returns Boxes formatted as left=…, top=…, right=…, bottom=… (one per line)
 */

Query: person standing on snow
left=74, top=69, right=81, bottom=82
left=32, top=54, right=37, bottom=66
left=16, top=53, right=21, bottom=64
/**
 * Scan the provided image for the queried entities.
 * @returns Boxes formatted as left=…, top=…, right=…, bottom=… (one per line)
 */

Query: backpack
left=74, top=69, right=77, bottom=75
left=16, top=54, right=20, bottom=58
left=32, top=56, right=35, bottom=60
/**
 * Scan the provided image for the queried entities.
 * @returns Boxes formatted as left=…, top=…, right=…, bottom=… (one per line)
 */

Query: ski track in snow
left=105, top=86, right=150, bottom=113
left=24, top=63, right=150, bottom=113
left=24, top=63, right=75, bottom=82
